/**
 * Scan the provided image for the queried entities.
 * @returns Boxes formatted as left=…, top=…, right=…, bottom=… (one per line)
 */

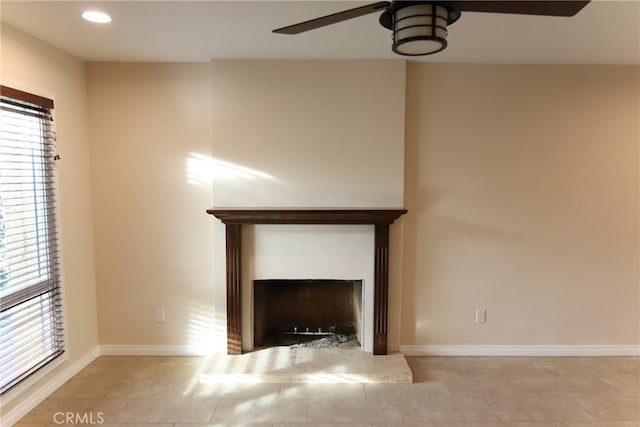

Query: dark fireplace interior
left=254, top=279, right=363, bottom=348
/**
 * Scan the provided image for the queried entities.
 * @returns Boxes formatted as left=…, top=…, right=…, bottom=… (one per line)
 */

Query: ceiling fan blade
left=273, top=1, right=390, bottom=35
left=455, top=1, right=590, bottom=17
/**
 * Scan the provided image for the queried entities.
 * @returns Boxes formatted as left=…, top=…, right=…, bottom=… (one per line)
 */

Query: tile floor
left=14, top=352, right=640, bottom=426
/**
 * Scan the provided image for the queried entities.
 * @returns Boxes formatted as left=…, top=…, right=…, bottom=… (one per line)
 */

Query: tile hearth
left=199, top=347, right=412, bottom=384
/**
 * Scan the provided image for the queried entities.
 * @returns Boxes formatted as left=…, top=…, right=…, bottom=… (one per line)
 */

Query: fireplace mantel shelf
left=207, top=208, right=407, bottom=225
left=207, top=208, right=408, bottom=355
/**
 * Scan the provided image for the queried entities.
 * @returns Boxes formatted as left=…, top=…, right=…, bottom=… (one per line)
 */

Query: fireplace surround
left=207, top=209, right=407, bottom=355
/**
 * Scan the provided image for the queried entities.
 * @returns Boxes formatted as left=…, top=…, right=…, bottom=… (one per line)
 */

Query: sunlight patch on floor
left=193, top=347, right=412, bottom=384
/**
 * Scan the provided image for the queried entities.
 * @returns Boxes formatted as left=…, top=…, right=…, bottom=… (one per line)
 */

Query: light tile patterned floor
left=15, top=353, right=640, bottom=426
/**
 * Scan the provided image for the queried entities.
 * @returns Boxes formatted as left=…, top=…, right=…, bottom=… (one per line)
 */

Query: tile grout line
left=305, top=396, right=309, bottom=423
left=111, top=398, right=134, bottom=424
left=397, top=393, right=407, bottom=423
left=482, top=396, right=506, bottom=423
left=570, top=396, right=598, bottom=422
left=207, top=398, right=220, bottom=424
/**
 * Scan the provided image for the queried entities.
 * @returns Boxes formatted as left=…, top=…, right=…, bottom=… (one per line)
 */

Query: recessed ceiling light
left=82, top=11, right=111, bottom=24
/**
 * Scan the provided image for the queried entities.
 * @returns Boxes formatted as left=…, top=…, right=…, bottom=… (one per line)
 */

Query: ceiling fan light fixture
left=392, top=3, right=450, bottom=56
left=273, top=0, right=588, bottom=57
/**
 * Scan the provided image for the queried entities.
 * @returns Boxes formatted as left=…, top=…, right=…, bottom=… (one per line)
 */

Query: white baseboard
left=400, top=345, right=640, bottom=356
left=100, top=344, right=220, bottom=356
left=1, top=346, right=100, bottom=427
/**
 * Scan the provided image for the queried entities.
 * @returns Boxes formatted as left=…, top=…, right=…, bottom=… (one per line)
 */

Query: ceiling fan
left=273, top=1, right=590, bottom=56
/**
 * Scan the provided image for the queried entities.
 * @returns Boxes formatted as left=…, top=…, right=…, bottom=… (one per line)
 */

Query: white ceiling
left=1, top=0, right=639, bottom=64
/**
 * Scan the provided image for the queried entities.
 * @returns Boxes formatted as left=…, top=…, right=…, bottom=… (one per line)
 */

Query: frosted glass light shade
left=392, top=4, right=449, bottom=56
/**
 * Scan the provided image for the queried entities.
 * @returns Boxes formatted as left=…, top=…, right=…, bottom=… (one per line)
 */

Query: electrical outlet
left=475, top=308, right=486, bottom=324
left=155, top=308, right=166, bottom=323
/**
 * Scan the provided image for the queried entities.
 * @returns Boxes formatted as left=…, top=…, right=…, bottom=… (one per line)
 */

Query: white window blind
left=0, top=86, right=63, bottom=394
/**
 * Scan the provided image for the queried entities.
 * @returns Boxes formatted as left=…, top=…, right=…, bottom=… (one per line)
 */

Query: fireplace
left=254, top=279, right=363, bottom=348
left=207, top=209, right=407, bottom=355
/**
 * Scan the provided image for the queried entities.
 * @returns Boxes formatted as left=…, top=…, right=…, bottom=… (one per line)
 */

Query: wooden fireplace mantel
left=207, top=209, right=407, bottom=225
left=207, top=208, right=407, bottom=355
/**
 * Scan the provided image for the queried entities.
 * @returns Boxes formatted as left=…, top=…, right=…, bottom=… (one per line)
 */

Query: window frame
left=0, top=85, right=64, bottom=395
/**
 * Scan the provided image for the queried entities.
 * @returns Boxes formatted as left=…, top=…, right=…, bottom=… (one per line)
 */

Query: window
left=0, top=86, right=63, bottom=394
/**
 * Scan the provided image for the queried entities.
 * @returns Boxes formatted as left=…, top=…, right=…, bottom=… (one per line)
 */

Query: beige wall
left=402, top=63, right=640, bottom=346
left=86, top=63, right=216, bottom=350
left=0, top=24, right=99, bottom=411
left=210, top=60, right=406, bottom=208
left=85, top=61, right=638, bottom=352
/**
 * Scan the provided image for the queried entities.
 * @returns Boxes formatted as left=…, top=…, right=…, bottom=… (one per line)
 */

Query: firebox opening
left=253, top=279, right=363, bottom=349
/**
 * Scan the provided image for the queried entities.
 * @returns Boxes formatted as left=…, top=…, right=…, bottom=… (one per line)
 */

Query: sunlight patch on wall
left=187, top=153, right=274, bottom=185
left=183, top=302, right=225, bottom=395
left=185, top=301, right=224, bottom=355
